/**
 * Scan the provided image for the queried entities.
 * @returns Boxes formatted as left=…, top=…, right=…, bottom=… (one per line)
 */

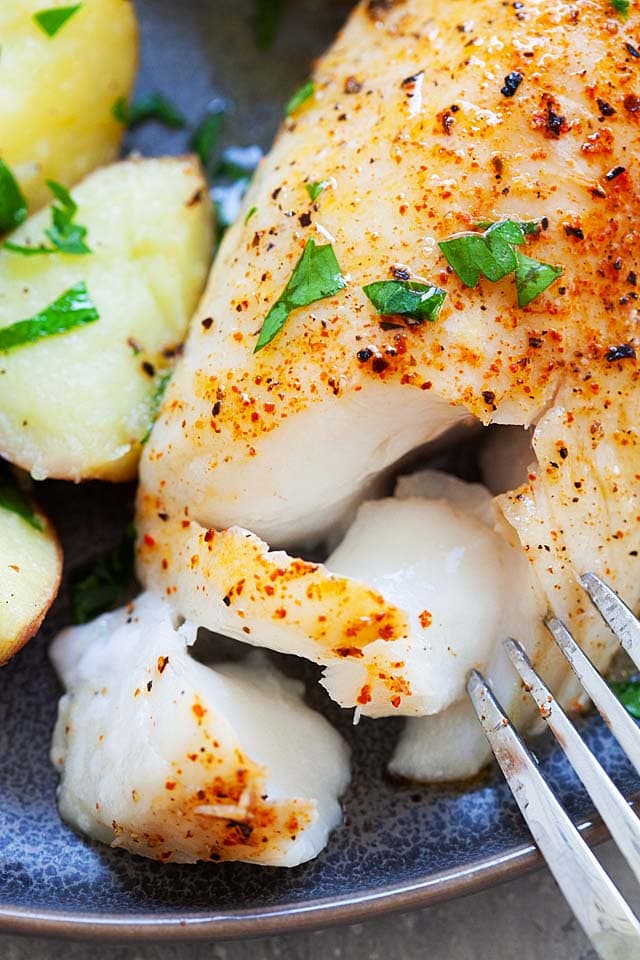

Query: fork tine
left=580, top=573, right=640, bottom=673
left=467, top=670, right=640, bottom=960
left=546, top=617, right=640, bottom=776
left=504, top=637, right=640, bottom=886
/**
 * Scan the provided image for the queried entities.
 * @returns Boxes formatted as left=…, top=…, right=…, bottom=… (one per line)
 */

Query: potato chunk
left=0, top=492, right=61, bottom=665
left=0, top=157, right=214, bottom=482
left=0, top=0, right=138, bottom=212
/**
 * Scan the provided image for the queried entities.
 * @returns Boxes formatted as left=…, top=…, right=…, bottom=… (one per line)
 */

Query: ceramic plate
left=1, top=0, right=639, bottom=942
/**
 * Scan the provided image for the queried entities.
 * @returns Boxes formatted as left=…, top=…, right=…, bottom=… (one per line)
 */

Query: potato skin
left=0, top=0, right=138, bottom=212
left=0, top=156, right=214, bottom=482
left=0, top=502, right=62, bottom=666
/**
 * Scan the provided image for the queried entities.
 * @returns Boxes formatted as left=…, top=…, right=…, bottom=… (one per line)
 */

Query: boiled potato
left=0, top=490, right=62, bottom=665
left=0, top=156, right=214, bottom=482
left=0, top=0, right=138, bottom=212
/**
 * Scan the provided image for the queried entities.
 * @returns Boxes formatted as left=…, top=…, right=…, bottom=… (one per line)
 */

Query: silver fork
left=467, top=574, right=640, bottom=960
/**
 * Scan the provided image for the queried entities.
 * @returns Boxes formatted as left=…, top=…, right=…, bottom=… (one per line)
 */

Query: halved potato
left=0, top=493, right=62, bottom=665
left=0, top=156, right=214, bottom=482
left=0, top=0, right=138, bottom=212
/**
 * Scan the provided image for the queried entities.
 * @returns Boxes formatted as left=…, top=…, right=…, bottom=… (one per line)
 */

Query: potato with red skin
left=0, top=493, right=61, bottom=665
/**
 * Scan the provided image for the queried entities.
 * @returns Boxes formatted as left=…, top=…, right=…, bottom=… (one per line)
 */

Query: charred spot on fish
left=201, top=317, right=213, bottom=330
left=597, top=98, right=616, bottom=118
left=482, top=390, right=497, bottom=409
left=623, top=93, right=640, bottom=113
left=563, top=224, right=584, bottom=240
left=298, top=212, right=312, bottom=227
left=344, top=75, right=363, bottom=94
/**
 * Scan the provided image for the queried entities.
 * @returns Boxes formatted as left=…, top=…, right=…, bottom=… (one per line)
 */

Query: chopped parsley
left=610, top=681, right=640, bottom=719
left=141, top=370, right=172, bottom=444
left=254, top=0, right=282, bottom=49
left=190, top=105, right=225, bottom=176
left=0, top=160, right=27, bottom=235
left=244, top=205, right=258, bottom=226
left=363, top=280, right=446, bottom=323
left=5, top=180, right=90, bottom=256
left=286, top=81, right=315, bottom=117
left=306, top=180, right=329, bottom=202
left=254, top=239, right=346, bottom=352
left=610, top=0, right=629, bottom=18
left=0, top=282, right=99, bottom=353
left=513, top=250, right=564, bottom=308
left=112, top=93, right=186, bottom=130
left=440, top=219, right=562, bottom=306
left=70, top=524, right=137, bottom=624
left=33, top=3, right=81, bottom=36
left=0, top=480, right=43, bottom=532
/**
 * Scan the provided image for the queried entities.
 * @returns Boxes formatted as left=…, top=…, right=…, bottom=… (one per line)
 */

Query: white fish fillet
left=50, top=592, right=350, bottom=866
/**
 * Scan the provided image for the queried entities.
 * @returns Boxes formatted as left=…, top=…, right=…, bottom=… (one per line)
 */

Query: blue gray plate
left=1, top=0, right=638, bottom=942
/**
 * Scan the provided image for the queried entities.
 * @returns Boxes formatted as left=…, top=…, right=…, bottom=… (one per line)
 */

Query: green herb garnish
left=0, top=481, right=43, bottom=532
left=112, top=93, right=186, bottom=130
left=33, top=3, right=81, bottom=36
left=70, top=524, right=137, bottom=624
left=254, top=239, right=346, bottom=352
left=610, top=681, right=640, bottom=719
left=5, top=180, right=90, bottom=256
left=513, top=250, right=564, bottom=308
left=609, top=0, right=629, bottom=18
left=190, top=106, right=225, bottom=176
left=0, top=160, right=27, bottom=235
left=440, top=219, right=562, bottom=306
left=363, top=280, right=446, bottom=323
left=306, top=180, right=329, bottom=202
left=244, top=206, right=258, bottom=226
left=141, top=370, right=172, bottom=444
left=255, top=0, right=282, bottom=49
left=286, top=81, right=315, bottom=117
left=0, top=282, right=99, bottom=353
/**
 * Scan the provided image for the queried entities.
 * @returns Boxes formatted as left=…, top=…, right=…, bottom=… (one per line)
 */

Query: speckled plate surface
left=1, top=0, right=640, bottom=943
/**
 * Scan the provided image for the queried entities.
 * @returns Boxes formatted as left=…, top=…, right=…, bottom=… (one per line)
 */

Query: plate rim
left=0, top=806, right=615, bottom=943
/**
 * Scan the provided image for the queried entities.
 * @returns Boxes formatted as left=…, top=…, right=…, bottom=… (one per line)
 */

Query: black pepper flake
left=201, top=317, right=213, bottom=330
left=541, top=217, right=549, bottom=230
left=605, top=343, right=636, bottom=361
left=482, top=390, right=497, bottom=408
left=146, top=681, right=153, bottom=692
left=401, top=72, right=424, bottom=87
left=605, top=165, right=626, bottom=181
left=625, top=42, right=640, bottom=59
left=391, top=264, right=411, bottom=280
left=546, top=102, right=566, bottom=137
left=563, top=224, right=584, bottom=240
left=597, top=98, right=616, bottom=117
left=559, top=446, right=568, bottom=459
left=298, top=212, right=312, bottom=227
left=380, top=320, right=404, bottom=331
left=614, top=257, right=623, bottom=271
left=529, top=336, right=543, bottom=348
left=501, top=71, right=523, bottom=97
left=628, top=271, right=637, bottom=286
left=212, top=401, right=221, bottom=417
left=344, top=75, right=363, bottom=94
left=356, top=348, right=374, bottom=362
left=141, top=361, right=155, bottom=377
left=222, top=595, right=231, bottom=607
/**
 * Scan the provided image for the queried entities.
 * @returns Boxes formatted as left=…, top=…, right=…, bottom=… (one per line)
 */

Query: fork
left=467, top=573, right=640, bottom=960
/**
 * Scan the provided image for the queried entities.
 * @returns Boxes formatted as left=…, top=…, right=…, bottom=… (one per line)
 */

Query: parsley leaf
left=363, top=280, right=446, bottom=323
left=0, top=282, right=99, bottom=353
left=5, top=180, right=91, bottom=256
left=70, top=524, right=137, bottom=624
left=112, top=93, right=185, bottom=130
left=254, top=239, right=346, bottom=352
left=0, top=480, right=43, bottom=532
left=244, top=206, right=258, bottom=226
left=440, top=219, right=562, bottom=306
left=286, top=81, right=315, bottom=117
left=255, top=0, right=282, bottom=49
left=306, top=180, right=329, bottom=202
left=190, top=105, right=225, bottom=176
left=141, top=370, right=172, bottom=445
left=0, top=160, right=28, bottom=235
left=610, top=0, right=629, bottom=19
left=33, top=3, right=81, bottom=36
left=610, top=681, right=640, bottom=719
left=514, top=250, right=564, bottom=307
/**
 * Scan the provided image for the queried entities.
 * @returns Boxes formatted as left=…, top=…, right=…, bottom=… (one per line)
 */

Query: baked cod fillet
left=137, top=0, right=640, bottom=745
